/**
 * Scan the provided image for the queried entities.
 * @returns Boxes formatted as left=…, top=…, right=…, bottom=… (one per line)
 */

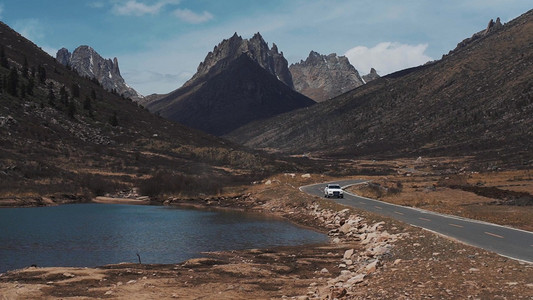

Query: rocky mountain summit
left=184, top=32, right=293, bottom=89
left=56, top=46, right=142, bottom=100
left=146, top=32, right=315, bottom=136
left=362, top=68, right=380, bottom=83
left=451, top=17, right=504, bottom=54
left=289, top=51, right=365, bottom=102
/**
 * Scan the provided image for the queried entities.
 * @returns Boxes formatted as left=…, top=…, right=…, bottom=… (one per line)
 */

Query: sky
left=1, top=1, right=531, bottom=95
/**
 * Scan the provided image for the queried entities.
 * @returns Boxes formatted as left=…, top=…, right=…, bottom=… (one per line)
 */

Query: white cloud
left=344, top=42, right=433, bottom=76
left=112, top=0, right=180, bottom=16
left=123, top=69, right=192, bottom=95
left=12, top=19, right=57, bottom=58
left=14, top=19, right=45, bottom=41
left=113, top=0, right=163, bottom=16
left=88, top=2, right=105, bottom=8
left=41, top=45, right=58, bottom=58
left=173, top=8, right=213, bottom=24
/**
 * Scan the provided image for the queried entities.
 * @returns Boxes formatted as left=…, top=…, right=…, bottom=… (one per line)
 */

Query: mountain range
left=0, top=21, right=294, bottom=203
left=1, top=5, right=531, bottom=206
left=145, top=33, right=315, bottom=136
left=226, top=10, right=533, bottom=166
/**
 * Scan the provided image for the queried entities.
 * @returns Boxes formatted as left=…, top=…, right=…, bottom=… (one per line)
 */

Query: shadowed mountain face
left=148, top=54, right=315, bottom=136
left=226, top=10, right=533, bottom=165
left=146, top=32, right=315, bottom=136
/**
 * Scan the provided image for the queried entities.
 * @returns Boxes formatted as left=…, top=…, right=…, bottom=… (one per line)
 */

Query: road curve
left=300, top=180, right=533, bottom=263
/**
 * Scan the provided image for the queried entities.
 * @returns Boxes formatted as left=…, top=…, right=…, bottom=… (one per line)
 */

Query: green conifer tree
left=22, top=57, right=29, bottom=78
left=38, top=65, right=46, bottom=84
left=48, top=86, right=55, bottom=107
left=7, top=67, right=18, bottom=96
left=71, top=83, right=80, bottom=98
left=26, top=78, right=34, bottom=96
left=68, top=99, right=76, bottom=119
left=0, top=46, right=8, bottom=68
left=110, top=111, right=118, bottom=127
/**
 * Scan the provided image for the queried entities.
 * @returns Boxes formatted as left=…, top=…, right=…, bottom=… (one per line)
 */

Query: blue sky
left=1, top=1, right=531, bottom=95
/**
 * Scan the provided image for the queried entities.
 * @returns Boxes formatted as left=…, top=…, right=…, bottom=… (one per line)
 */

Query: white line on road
left=419, top=217, right=431, bottom=222
left=374, top=206, right=383, bottom=210
left=394, top=211, right=404, bottom=215
left=449, top=223, right=464, bottom=228
left=485, top=232, right=504, bottom=239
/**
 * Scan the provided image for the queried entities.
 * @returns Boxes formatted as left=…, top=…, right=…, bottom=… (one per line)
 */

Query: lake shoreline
left=1, top=175, right=532, bottom=298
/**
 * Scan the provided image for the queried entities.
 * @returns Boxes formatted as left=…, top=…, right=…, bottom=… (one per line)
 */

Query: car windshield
left=329, top=185, right=341, bottom=189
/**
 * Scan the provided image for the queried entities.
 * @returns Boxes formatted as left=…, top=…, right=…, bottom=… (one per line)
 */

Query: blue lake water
left=0, top=203, right=327, bottom=273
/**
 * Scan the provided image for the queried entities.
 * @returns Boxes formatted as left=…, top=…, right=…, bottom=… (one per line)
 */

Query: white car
left=324, top=184, right=344, bottom=198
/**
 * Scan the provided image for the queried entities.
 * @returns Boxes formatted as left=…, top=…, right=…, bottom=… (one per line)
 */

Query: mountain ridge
left=148, top=53, right=315, bottom=136
left=289, top=51, right=366, bottom=102
left=0, top=21, right=288, bottom=202
left=184, top=32, right=293, bottom=89
left=226, top=10, right=533, bottom=166
left=146, top=33, right=315, bottom=136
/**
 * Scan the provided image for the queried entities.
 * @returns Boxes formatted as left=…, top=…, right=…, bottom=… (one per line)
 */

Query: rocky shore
left=1, top=175, right=532, bottom=299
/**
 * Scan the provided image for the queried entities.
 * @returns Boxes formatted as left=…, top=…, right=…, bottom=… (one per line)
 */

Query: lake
left=0, top=203, right=327, bottom=273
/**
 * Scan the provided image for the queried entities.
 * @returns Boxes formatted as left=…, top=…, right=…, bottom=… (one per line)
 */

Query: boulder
left=347, top=274, right=365, bottom=284
left=343, top=249, right=355, bottom=260
left=365, top=260, right=379, bottom=274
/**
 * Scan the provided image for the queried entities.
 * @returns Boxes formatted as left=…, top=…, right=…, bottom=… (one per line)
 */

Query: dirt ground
left=346, top=158, right=533, bottom=231
left=1, top=161, right=533, bottom=299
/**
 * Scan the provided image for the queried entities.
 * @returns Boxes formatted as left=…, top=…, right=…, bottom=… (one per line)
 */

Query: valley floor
left=1, top=163, right=533, bottom=299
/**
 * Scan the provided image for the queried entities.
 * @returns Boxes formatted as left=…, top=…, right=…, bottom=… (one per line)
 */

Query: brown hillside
left=0, top=21, right=294, bottom=204
left=226, top=10, right=533, bottom=168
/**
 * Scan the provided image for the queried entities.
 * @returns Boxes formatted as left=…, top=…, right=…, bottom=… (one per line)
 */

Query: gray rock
left=56, top=46, right=143, bottom=101
left=185, top=32, right=293, bottom=89
left=451, top=17, right=504, bottom=54
left=344, top=249, right=355, bottom=259
left=290, top=51, right=364, bottom=102
left=362, top=68, right=380, bottom=83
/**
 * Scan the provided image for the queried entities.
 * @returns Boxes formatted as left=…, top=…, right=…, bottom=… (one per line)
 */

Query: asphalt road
left=300, top=179, right=533, bottom=263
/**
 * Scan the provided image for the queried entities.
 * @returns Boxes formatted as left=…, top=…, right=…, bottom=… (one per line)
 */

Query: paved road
left=300, top=180, right=533, bottom=263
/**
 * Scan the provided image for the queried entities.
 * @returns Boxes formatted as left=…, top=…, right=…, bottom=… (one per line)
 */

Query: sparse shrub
left=79, top=173, right=126, bottom=197
left=138, top=171, right=223, bottom=197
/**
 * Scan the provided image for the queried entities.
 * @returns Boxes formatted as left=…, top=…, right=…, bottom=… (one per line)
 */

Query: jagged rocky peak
left=485, top=17, right=503, bottom=34
left=56, top=46, right=142, bottom=100
left=362, top=68, right=380, bottom=83
left=289, top=51, right=364, bottom=102
left=56, top=47, right=71, bottom=66
left=451, top=17, right=504, bottom=54
left=185, top=32, right=293, bottom=89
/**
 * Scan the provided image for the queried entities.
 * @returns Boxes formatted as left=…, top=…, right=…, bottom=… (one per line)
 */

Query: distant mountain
left=362, top=68, right=380, bottom=83
left=147, top=53, right=315, bottom=136
left=226, top=10, right=533, bottom=166
left=56, top=46, right=142, bottom=100
left=184, top=32, right=293, bottom=89
left=0, top=21, right=285, bottom=203
left=289, top=51, right=364, bottom=102
left=146, top=33, right=315, bottom=136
